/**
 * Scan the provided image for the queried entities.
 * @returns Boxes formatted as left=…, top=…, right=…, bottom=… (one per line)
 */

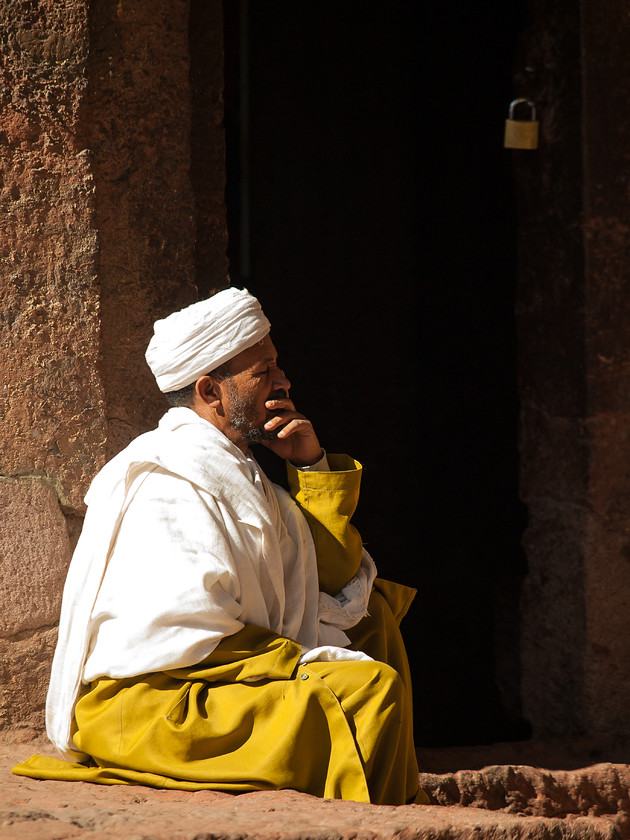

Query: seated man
left=14, top=288, right=426, bottom=806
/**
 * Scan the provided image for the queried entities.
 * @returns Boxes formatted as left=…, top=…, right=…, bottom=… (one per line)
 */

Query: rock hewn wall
left=0, top=0, right=103, bottom=735
left=0, top=0, right=225, bottom=735
left=86, top=0, right=199, bottom=458
left=517, top=0, right=630, bottom=744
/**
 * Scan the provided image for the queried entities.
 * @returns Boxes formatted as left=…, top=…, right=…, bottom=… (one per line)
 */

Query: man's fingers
left=264, top=411, right=308, bottom=434
left=263, top=402, right=301, bottom=429
left=265, top=398, right=295, bottom=411
left=263, top=400, right=295, bottom=431
left=275, top=418, right=312, bottom=439
left=261, top=408, right=322, bottom=466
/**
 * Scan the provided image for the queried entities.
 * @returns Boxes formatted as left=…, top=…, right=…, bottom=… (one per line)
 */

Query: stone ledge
left=1, top=740, right=622, bottom=840
left=420, top=762, right=630, bottom=822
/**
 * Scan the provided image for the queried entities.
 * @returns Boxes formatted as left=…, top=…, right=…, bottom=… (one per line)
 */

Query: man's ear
left=195, top=375, right=222, bottom=408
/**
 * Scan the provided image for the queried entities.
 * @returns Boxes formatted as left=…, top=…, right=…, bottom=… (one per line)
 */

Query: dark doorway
left=222, top=0, right=529, bottom=746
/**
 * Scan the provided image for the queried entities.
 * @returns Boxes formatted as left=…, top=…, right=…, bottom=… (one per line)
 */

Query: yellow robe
left=14, top=456, right=425, bottom=805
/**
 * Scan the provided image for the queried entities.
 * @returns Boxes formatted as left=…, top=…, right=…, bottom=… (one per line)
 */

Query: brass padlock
left=504, top=98, right=539, bottom=149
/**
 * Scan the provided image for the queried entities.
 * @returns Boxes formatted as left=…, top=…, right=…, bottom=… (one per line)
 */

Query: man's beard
left=226, top=383, right=287, bottom=444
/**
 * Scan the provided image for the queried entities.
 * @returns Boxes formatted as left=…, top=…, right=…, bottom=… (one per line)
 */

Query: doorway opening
left=220, top=0, right=529, bottom=747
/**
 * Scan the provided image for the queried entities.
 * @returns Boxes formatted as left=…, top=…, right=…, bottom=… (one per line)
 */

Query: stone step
left=420, top=762, right=630, bottom=822
left=1, top=740, right=623, bottom=840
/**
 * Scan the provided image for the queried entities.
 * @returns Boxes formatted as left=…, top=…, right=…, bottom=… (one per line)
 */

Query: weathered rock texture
left=0, top=0, right=105, bottom=512
left=0, top=480, right=71, bottom=731
left=1, top=742, right=621, bottom=840
left=0, top=0, right=226, bottom=733
left=516, top=0, right=630, bottom=742
left=1, top=0, right=102, bottom=736
left=420, top=764, right=630, bottom=832
left=85, top=0, right=199, bottom=458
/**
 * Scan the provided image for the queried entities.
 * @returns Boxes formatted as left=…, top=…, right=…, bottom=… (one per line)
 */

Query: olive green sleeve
left=286, top=453, right=364, bottom=596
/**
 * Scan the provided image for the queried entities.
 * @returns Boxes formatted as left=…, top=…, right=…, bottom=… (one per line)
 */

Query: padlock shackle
left=508, top=97, right=536, bottom=121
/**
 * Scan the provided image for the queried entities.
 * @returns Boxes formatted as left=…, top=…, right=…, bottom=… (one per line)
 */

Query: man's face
left=222, top=335, right=291, bottom=444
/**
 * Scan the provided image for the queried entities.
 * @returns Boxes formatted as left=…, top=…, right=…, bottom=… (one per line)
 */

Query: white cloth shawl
left=46, top=408, right=376, bottom=761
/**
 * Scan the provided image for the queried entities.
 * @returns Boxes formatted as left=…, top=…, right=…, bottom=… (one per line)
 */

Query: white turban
left=145, top=288, right=271, bottom=392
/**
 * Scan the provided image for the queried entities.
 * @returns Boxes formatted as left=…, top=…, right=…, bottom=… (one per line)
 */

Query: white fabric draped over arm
left=83, top=468, right=247, bottom=681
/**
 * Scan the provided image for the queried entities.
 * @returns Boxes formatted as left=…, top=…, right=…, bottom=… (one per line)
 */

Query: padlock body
left=504, top=118, right=539, bottom=149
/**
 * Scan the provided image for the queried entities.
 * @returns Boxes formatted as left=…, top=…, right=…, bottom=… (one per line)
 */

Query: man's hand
left=262, top=397, right=324, bottom=467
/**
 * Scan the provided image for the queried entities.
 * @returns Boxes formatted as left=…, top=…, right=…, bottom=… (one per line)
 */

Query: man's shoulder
left=86, top=408, right=259, bottom=515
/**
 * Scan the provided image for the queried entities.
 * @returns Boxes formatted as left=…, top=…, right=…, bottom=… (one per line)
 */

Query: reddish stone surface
left=0, top=0, right=226, bottom=734
left=0, top=0, right=106, bottom=514
left=85, top=0, right=201, bottom=458
left=0, top=480, right=70, bottom=732
left=0, top=631, right=58, bottom=736
left=515, top=0, right=630, bottom=744
left=0, top=0, right=102, bottom=734
left=421, top=764, right=630, bottom=827
left=0, top=479, right=70, bottom=637
left=1, top=740, right=621, bottom=840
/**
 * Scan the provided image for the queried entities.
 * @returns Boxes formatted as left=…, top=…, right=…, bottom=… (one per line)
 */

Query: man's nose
left=272, top=367, right=291, bottom=393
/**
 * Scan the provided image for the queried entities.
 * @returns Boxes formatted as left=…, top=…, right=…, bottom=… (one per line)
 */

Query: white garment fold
left=46, top=408, right=376, bottom=761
